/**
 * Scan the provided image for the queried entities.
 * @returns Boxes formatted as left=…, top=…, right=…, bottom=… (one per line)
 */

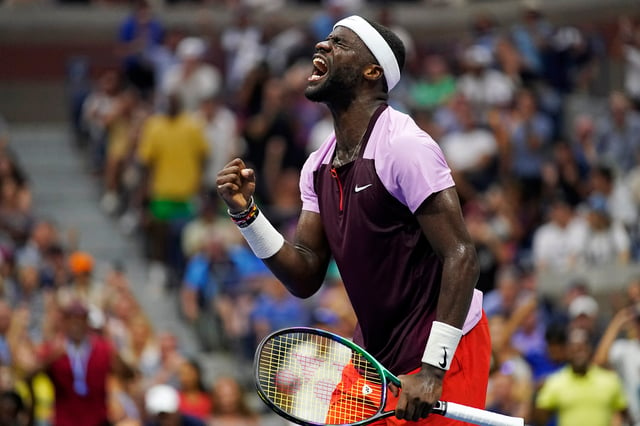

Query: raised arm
left=217, top=158, right=332, bottom=298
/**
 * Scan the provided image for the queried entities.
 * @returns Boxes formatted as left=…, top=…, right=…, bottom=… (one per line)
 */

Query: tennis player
left=217, top=15, right=491, bottom=425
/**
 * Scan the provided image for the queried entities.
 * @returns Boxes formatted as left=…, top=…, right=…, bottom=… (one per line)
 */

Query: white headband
left=333, top=15, right=401, bottom=91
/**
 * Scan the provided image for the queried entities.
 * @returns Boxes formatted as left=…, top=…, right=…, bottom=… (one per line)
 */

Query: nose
left=315, top=39, right=331, bottom=52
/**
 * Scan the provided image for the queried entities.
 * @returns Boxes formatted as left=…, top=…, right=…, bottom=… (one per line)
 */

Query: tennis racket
left=255, top=327, right=523, bottom=426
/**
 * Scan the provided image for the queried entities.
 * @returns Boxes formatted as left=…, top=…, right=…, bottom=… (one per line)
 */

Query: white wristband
left=238, top=210, right=285, bottom=259
left=422, top=321, right=463, bottom=370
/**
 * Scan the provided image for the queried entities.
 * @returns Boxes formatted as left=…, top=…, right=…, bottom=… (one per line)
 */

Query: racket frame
left=254, top=326, right=399, bottom=426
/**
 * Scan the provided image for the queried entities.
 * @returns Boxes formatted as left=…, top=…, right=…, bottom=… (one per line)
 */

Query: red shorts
left=327, top=312, right=491, bottom=425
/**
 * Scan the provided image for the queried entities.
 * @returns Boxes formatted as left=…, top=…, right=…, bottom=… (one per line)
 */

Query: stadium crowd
left=1, top=0, right=640, bottom=424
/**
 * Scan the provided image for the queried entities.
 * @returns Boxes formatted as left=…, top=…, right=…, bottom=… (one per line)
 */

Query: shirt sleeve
left=299, top=152, right=321, bottom=213
left=535, top=374, right=561, bottom=411
left=380, top=134, right=454, bottom=213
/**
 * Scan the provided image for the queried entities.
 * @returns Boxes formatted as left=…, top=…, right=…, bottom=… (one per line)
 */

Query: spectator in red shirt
left=39, top=300, right=127, bottom=426
left=177, top=358, right=211, bottom=421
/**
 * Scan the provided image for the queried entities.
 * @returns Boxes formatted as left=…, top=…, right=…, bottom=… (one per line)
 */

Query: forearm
left=435, top=242, right=479, bottom=328
left=264, top=241, right=328, bottom=299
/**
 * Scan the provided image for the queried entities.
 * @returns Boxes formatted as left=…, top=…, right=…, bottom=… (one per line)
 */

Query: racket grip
left=433, top=401, right=524, bottom=426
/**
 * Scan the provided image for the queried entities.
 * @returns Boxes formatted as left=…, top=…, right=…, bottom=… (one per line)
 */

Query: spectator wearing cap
left=567, top=294, right=604, bottom=345
left=162, top=37, right=222, bottom=113
left=144, top=384, right=205, bottom=426
left=58, top=251, right=106, bottom=315
left=576, top=194, right=631, bottom=266
left=38, top=300, right=128, bottom=426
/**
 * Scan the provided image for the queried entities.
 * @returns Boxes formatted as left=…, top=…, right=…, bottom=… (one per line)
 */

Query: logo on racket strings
left=362, top=384, right=373, bottom=396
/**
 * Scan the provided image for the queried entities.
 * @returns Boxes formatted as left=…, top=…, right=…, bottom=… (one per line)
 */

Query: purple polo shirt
left=300, top=105, right=483, bottom=374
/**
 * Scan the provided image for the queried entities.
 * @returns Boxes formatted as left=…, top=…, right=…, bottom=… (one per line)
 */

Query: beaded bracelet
left=227, top=197, right=255, bottom=219
left=229, top=198, right=260, bottom=228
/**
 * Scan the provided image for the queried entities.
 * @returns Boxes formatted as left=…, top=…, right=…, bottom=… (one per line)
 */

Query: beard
left=304, top=64, right=361, bottom=107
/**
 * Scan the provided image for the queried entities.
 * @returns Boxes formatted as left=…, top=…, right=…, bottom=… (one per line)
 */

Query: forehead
left=330, top=25, right=364, bottom=46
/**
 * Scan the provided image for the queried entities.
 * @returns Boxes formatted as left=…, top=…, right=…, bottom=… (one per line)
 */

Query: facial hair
left=305, top=62, right=361, bottom=108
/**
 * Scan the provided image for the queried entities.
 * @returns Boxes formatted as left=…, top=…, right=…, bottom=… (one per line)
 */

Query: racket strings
left=257, top=331, right=385, bottom=425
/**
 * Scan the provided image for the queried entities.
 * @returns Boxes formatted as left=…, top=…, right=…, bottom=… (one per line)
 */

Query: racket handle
left=433, top=401, right=524, bottom=426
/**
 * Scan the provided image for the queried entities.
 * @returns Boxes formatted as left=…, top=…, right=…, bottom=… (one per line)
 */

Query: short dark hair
left=364, top=18, right=406, bottom=90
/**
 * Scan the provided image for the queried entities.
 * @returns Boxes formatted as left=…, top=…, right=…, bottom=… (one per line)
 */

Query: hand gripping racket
left=255, top=327, right=523, bottom=426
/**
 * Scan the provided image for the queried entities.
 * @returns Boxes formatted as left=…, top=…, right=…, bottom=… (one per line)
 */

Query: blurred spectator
left=576, top=194, right=631, bottom=266
left=144, top=384, right=205, bottom=426
left=483, top=265, right=526, bottom=318
left=81, top=69, right=123, bottom=174
left=250, top=276, right=311, bottom=346
left=486, top=314, right=533, bottom=422
left=100, top=88, right=148, bottom=217
left=593, top=303, right=640, bottom=426
left=16, top=220, right=57, bottom=279
left=542, top=141, right=590, bottom=207
left=505, top=88, right=554, bottom=204
left=589, top=163, right=638, bottom=230
left=0, top=390, right=28, bottom=426
left=120, top=314, right=160, bottom=385
left=176, top=359, right=211, bottom=421
left=457, top=45, right=516, bottom=113
left=38, top=301, right=121, bottom=426
left=107, top=352, right=142, bottom=426
left=6, top=257, right=47, bottom=344
left=439, top=96, right=498, bottom=202
left=618, top=18, right=640, bottom=108
left=0, top=173, right=33, bottom=249
left=220, top=8, right=265, bottom=93
left=510, top=0, right=553, bottom=78
left=534, top=326, right=628, bottom=426
left=181, top=231, right=237, bottom=352
left=208, top=376, right=259, bottom=426
left=162, top=37, right=222, bottom=114
left=137, top=94, right=209, bottom=286
left=57, top=251, right=105, bottom=313
left=117, top=0, right=165, bottom=99
left=0, top=300, right=11, bottom=366
left=569, top=113, right=598, bottom=171
left=567, top=294, right=604, bottom=345
left=407, top=54, right=456, bottom=111
left=180, top=197, right=224, bottom=260
left=532, top=194, right=586, bottom=272
left=595, top=91, right=640, bottom=176
left=241, top=77, right=302, bottom=205
left=192, top=94, right=241, bottom=193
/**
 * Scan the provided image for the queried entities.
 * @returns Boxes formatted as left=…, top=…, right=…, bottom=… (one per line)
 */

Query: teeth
left=313, top=58, right=326, bottom=67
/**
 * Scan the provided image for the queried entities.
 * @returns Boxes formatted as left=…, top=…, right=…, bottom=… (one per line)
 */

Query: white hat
left=177, top=37, right=206, bottom=60
left=568, top=295, right=599, bottom=319
left=145, top=384, right=179, bottom=415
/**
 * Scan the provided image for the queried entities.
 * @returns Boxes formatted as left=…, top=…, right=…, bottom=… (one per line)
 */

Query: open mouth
left=309, top=56, right=328, bottom=81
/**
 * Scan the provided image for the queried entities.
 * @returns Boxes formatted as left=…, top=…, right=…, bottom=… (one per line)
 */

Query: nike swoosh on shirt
left=354, top=184, right=372, bottom=193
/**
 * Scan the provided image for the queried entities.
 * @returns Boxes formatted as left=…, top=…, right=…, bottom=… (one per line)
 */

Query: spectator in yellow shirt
left=137, top=94, right=209, bottom=288
left=534, top=326, right=628, bottom=426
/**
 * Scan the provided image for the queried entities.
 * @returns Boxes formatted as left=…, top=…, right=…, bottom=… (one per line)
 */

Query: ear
left=363, top=64, right=384, bottom=84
